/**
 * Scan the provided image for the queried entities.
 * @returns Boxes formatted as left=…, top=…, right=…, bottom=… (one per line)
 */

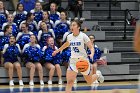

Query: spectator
left=2, top=14, right=19, bottom=37
left=16, top=23, right=33, bottom=49
left=49, top=0, right=62, bottom=7
left=22, top=34, right=44, bottom=86
left=0, top=1, right=9, bottom=30
left=54, top=11, right=70, bottom=47
left=13, top=3, right=27, bottom=27
left=0, top=25, right=12, bottom=66
left=0, top=25, right=12, bottom=51
left=48, top=3, right=60, bottom=23
left=67, top=0, right=84, bottom=20
left=42, top=0, right=64, bottom=12
left=38, top=21, right=55, bottom=48
left=42, top=37, right=62, bottom=85
left=38, top=11, right=54, bottom=30
left=49, top=0, right=64, bottom=12
left=20, top=0, right=36, bottom=12
left=20, top=13, right=38, bottom=36
left=3, top=36, right=24, bottom=86
left=30, top=1, right=43, bottom=23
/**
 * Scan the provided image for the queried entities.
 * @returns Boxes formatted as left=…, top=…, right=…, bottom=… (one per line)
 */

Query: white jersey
left=67, top=32, right=90, bottom=58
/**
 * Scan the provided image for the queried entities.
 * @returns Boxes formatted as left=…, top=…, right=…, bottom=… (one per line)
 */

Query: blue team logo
left=28, top=24, right=34, bottom=31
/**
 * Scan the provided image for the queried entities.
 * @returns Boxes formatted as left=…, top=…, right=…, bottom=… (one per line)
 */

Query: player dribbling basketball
left=52, top=20, right=101, bottom=93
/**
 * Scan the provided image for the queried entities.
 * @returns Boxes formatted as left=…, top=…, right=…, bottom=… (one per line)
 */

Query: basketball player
left=134, top=20, right=140, bottom=52
left=52, top=20, right=103, bottom=93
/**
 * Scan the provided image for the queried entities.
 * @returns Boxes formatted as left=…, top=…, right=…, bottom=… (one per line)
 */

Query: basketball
left=76, top=59, right=89, bottom=72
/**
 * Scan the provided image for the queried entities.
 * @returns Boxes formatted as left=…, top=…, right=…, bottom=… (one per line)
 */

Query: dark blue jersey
left=87, top=46, right=102, bottom=64
left=54, top=22, right=70, bottom=39
left=13, top=12, right=27, bottom=27
left=33, top=11, right=43, bottom=23
left=43, top=46, right=61, bottom=64
left=3, top=44, right=20, bottom=63
left=28, top=21, right=38, bottom=36
left=0, top=35, right=10, bottom=51
left=0, top=13, right=7, bottom=29
left=11, top=23, right=19, bottom=37
left=49, top=12, right=60, bottom=23
left=39, top=31, right=53, bottom=48
left=23, top=44, right=42, bottom=62
left=17, top=33, right=31, bottom=49
left=20, top=0, right=35, bottom=12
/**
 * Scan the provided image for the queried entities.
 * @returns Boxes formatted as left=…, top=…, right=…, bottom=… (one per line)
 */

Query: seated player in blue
left=2, top=14, right=19, bottom=37
left=54, top=11, right=70, bottom=47
left=16, top=23, right=33, bottom=49
left=87, top=35, right=104, bottom=84
left=30, top=1, right=43, bottom=23
left=38, top=11, right=54, bottom=30
left=20, top=13, right=38, bottom=36
left=13, top=3, right=27, bottom=27
left=48, top=3, right=60, bottom=23
left=22, top=34, right=44, bottom=86
left=3, top=36, right=24, bottom=86
left=38, top=21, right=55, bottom=48
left=0, top=1, right=9, bottom=30
left=42, top=37, right=62, bottom=85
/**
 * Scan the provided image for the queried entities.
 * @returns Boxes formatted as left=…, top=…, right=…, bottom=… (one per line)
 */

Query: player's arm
left=134, top=21, right=140, bottom=52
left=52, top=41, right=70, bottom=56
left=83, top=33, right=94, bottom=58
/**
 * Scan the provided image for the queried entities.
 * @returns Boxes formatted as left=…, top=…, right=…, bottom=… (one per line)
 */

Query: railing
left=108, top=0, right=112, bottom=19
left=123, top=9, right=135, bottom=39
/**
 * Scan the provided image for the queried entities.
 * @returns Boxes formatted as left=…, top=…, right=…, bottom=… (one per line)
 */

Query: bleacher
left=1, top=0, right=140, bottom=83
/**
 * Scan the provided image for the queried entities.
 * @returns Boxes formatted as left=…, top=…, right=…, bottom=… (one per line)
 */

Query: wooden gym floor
left=0, top=81, right=138, bottom=93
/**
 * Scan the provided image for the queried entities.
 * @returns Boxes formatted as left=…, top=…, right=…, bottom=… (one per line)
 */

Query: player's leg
left=65, top=70, right=77, bottom=93
left=84, top=73, right=98, bottom=85
left=92, top=62, right=104, bottom=83
left=92, top=63, right=99, bottom=84
left=96, top=70, right=104, bottom=83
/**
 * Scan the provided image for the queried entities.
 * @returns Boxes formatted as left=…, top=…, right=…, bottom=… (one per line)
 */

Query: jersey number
left=73, top=47, right=79, bottom=53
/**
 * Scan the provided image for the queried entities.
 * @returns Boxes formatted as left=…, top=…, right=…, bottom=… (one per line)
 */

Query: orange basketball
left=76, top=59, right=89, bottom=72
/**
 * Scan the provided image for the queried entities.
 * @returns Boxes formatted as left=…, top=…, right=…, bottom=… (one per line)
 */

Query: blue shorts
left=4, top=59, right=18, bottom=64
left=45, top=59, right=61, bottom=65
